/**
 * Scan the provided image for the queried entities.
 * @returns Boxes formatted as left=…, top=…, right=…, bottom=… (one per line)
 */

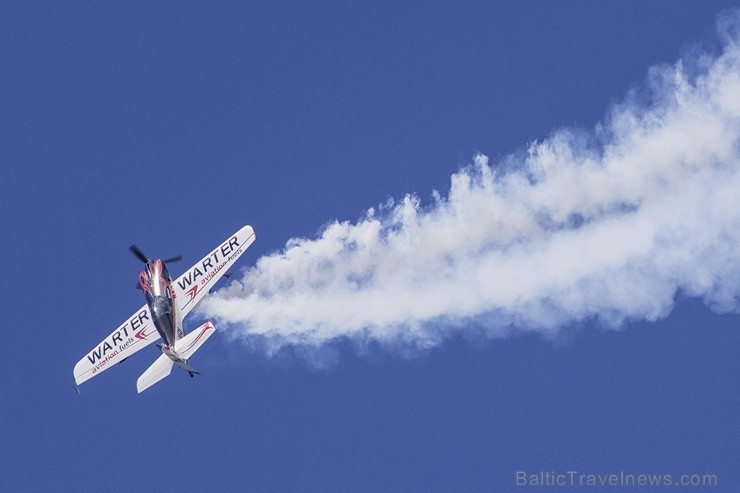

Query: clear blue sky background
left=1, top=2, right=738, bottom=491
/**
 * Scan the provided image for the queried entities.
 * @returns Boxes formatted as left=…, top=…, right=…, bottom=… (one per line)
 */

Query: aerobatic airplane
left=73, top=225, right=255, bottom=393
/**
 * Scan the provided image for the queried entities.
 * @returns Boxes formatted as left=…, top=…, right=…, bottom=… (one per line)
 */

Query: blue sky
left=2, top=2, right=738, bottom=491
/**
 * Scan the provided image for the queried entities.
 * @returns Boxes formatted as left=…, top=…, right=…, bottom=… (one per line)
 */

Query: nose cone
left=148, top=259, right=163, bottom=276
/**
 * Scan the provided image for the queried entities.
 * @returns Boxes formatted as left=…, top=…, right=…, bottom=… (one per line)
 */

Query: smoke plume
left=199, top=13, right=740, bottom=357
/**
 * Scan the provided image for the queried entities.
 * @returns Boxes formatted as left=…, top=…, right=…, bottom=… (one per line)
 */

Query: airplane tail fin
left=137, top=354, right=174, bottom=393
left=174, top=359, right=200, bottom=376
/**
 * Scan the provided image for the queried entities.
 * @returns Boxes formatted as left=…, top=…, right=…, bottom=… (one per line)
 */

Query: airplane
left=73, top=225, right=255, bottom=393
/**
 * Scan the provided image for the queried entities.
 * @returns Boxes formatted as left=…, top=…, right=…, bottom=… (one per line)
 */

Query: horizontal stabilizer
left=137, top=354, right=174, bottom=393
left=174, top=321, right=215, bottom=360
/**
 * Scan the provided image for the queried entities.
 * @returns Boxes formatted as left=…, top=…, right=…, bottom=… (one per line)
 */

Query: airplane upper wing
left=173, top=225, right=255, bottom=320
left=73, top=304, right=160, bottom=386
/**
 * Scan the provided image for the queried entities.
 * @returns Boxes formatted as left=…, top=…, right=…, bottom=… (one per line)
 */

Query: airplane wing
left=73, top=304, right=160, bottom=386
left=173, top=225, right=255, bottom=320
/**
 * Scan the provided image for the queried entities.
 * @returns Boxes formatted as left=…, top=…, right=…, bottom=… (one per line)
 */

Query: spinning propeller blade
left=129, top=244, right=149, bottom=263
left=130, top=245, right=181, bottom=265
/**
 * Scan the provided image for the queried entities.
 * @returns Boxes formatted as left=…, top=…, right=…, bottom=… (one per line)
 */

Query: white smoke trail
left=200, top=13, right=740, bottom=356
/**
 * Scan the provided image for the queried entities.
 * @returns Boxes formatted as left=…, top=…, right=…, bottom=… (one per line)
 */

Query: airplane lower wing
left=173, top=225, right=256, bottom=320
left=73, top=305, right=160, bottom=386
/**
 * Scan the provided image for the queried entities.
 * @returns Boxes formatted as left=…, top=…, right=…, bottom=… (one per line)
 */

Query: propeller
left=129, top=244, right=150, bottom=263
left=129, top=245, right=182, bottom=264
